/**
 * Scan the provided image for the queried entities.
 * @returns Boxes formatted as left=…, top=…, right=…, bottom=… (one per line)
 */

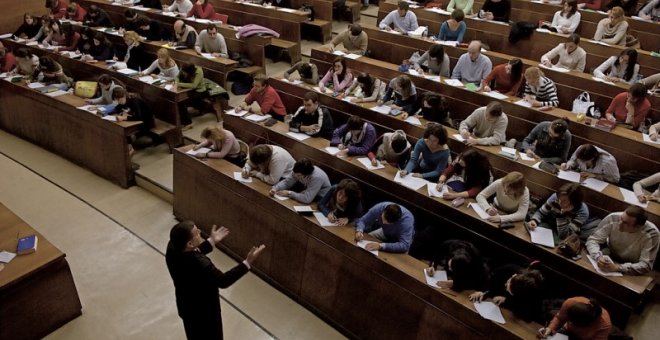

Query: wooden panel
left=0, top=0, right=44, bottom=34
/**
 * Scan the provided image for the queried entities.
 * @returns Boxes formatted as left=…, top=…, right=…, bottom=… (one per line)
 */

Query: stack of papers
left=393, top=172, right=428, bottom=191
left=27, top=82, right=45, bottom=89
left=332, top=50, right=346, bottom=56
left=282, top=78, right=302, bottom=85
left=499, top=146, right=518, bottom=160
left=408, top=69, right=420, bottom=76
left=474, top=302, right=506, bottom=324
left=591, top=76, right=615, bottom=85
left=423, top=268, right=448, bottom=287
left=233, top=172, right=252, bottom=183
left=435, top=40, right=458, bottom=47
left=293, top=206, right=314, bottom=213
left=539, top=63, right=570, bottom=73
left=356, top=240, right=379, bottom=256
left=0, top=251, right=17, bottom=263
left=200, top=53, right=216, bottom=59
left=519, top=153, right=536, bottom=161
left=344, top=53, right=361, bottom=59
left=138, top=76, right=158, bottom=84
left=102, top=115, right=118, bottom=122
left=357, top=157, right=385, bottom=170
left=424, top=75, right=441, bottom=82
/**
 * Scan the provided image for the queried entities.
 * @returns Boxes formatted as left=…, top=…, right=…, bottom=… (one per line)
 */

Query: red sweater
left=548, top=297, right=611, bottom=340
left=578, top=0, right=602, bottom=10
left=66, top=4, right=87, bottom=22
left=51, top=0, right=70, bottom=19
left=606, top=92, right=651, bottom=129
left=1, top=52, right=16, bottom=73
left=441, top=163, right=484, bottom=198
left=481, top=64, right=523, bottom=96
left=245, top=85, right=287, bottom=117
left=187, top=3, right=216, bottom=19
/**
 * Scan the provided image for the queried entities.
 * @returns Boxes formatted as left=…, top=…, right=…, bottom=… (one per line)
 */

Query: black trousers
left=182, top=313, right=223, bottom=340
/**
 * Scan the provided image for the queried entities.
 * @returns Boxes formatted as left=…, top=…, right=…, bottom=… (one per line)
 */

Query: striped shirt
left=524, top=76, right=559, bottom=107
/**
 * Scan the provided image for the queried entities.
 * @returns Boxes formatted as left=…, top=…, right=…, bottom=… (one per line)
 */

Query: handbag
left=571, top=92, right=594, bottom=114
left=74, top=81, right=99, bottom=98
left=558, top=233, right=581, bottom=258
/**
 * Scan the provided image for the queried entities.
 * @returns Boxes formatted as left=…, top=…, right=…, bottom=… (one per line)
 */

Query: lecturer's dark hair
left=169, top=220, right=195, bottom=252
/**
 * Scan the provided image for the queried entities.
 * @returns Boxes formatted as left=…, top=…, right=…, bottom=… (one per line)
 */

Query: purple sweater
left=330, top=122, right=377, bottom=156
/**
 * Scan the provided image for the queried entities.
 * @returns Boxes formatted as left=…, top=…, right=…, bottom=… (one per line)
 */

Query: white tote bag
left=571, top=92, right=594, bottom=114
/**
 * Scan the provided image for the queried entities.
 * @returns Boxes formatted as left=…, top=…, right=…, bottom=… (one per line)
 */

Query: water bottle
left=479, top=10, right=485, bottom=18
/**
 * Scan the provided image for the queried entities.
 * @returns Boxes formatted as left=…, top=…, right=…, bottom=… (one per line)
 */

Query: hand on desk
left=526, top=149, right=538, bottom=159
left=597, top=255, right=620, bottom=272
left=364, top=242, right=381, bottom=251
left=436, top=279, right=453, bottom=289
left=354, top=231, right=364, bottom=241
left=466, top=137, right=479, bottom=146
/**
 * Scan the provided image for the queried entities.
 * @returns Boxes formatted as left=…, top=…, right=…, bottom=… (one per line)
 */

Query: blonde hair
left=157, top=48, right=176, bottom=69
left=502, top=172, right=526, bottom=199
left=524, top=67, right=543, bottom=82
left=123, top=31, right=140, bottom=44
left=610, top=6, right=624, bottom=20
left=201, top=126, right=226, bottom=144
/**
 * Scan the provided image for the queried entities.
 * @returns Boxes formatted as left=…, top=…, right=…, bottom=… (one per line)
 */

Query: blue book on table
left=17, top=234, right=38, bottom=255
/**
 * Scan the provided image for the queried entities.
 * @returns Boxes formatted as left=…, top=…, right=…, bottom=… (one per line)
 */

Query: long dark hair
left=614, top=48, right=638, bottom=81
left=299, top=63, right=313, bottom=79
left=356, top=72, right=376, bottom=97
left=179, top=62, right=197, bottom=83
left=333, top=57, right=348, bottom=83
left=509, top=58, right=523, bottom=84
left=562, top=0, right=578, bottom=18
left=328, top=179, right=361, bottom=211
left=454, top=149, right=491, bottom=190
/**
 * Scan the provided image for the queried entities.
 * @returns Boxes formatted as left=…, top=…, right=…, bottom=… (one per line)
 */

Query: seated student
left=647, top=121, right=660, bottom=141
left=469, top=263, right=545, bottom=322
left=331, top=116, right=377, bottom=157
left=604, top=83, right=651, bottom=129
left=187, top=0, right=216, bottom=19
left=37, top=56, right=73, bottom=90
left=341, top=73, right=385, bottom=103
left=412, top=44, right=450, bottom=77
left=242, top=144, right=295, bottom=185
left=0, top=47, right=16, bottom=73
left=438, top=9, right=466, bottom=43
left=194, top=24, right=228, bottom=58
left=519, top=118, right=571, bottom=164
left=119, top=31, right=151, bottom=71
left=538, top=297, right=611, bottom=340
left=367, top=130, right=411, bottom=168
left=119, top=9, right=140, bottom=33
left=110, top=87, right=154, bottom=136
left=401, top=124, right=451, bottom=182
left=84, top=5, right=114, bottom=27
left=135, top=17, right=165, bottom=42
left=238, top=74, right=287, bottom=121
left=89, top=32, right=114, bottom=61
left=459, top=101, right=508, bottom=146
left=447, top=0, right=474, bottom=15
left=404, top=92, right=452, bottom=127
left=354, top=202, right=415, bottom=253
left=451, top=41, right=492, bottom=85
left=289, top=92, right=334, bottom=139
left=283, top=62, right=318, bottom=85
left=166, top=0, right=194, bottom=14
left=140, top=0, right=163, bottom=10
left=639, top=0, right=660, bottom=21
left=586, top=206, right=659, bottom=275
left=426, top=239, right=490, bottom=291
left=640, top=73, right=660, bottom=95
left=86, top=75, right=123, bottom=105
left=141, top=48, right=179, bottom=80
left=478, top=0, right=511, bottom=22
left=47, top=0, right=68, bottom=20
left=522, top=67, right=560, bottom=107
left=319, top=57, right=353, bottom=93
left=318, top=179, right=364, bottom=225
left=437, top=149, right=492, bottom=199
left=561, top=144, right=620, bottom=183
left=43, top=21, right=79, bottom=52
left=175, top=62, right=208, bottom=128
left=480, top=58, right=523, bottom=96
left=540, top=0, right=581, bottom=34
left=528, top=183, right=590, bottom=240
left=382, top=75, right=418, bottom=114
left=191, top=126, right=246, bottom=166
left=593, top=48, right=639, bottom=84
left=577, top=0, right=602, bottom=9
left=540, top=34, right=587, bottom=72
left=14, top=13, right=41, bottom=39
left=476, top=171, right=530, bottom=223
left=77, top=27, right=93, bottom=55
left=329, top=24, right=368, bottom=56
left=378, top=1, right=419, bottom=33
left=593, top=6, right=628, bottom=46
left=270, top=158, right=332, bottom=204
left=605, top=0, right=637, bottom=16
left=12, top=48, right=40, bottom=78
left=634, top=172, right=660, bottom=203
left=172, top=20, right=198, bottom=49
left=65, top=2, right=86, bottom=22
left=28, top=15, right=51, bottom=43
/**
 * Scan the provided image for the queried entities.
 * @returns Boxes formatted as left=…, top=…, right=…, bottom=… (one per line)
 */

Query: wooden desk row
left=173, top=148, right=541, bottom=339
left=0, top=203, right=82, bottom=340
left=310, top=47, right=660, bottom=175
left=359, top=25, right=660, bottom=121
left=378, top=1, right=660, bottom=77
left=218, top=101, right=651, bottom=326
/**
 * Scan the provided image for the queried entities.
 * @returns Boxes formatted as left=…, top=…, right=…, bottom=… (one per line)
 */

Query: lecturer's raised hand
left=245, top=244, right=266, bottom=265
left=209, top=225, right=230, bottom=245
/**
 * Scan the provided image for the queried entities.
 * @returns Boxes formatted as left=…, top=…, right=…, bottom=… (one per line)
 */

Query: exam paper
left=484, top=91, right=508, bottom=100
left=474, top=301, right=506, bottom=324
left=313, top=212, right=335, bottom=227
left=45, top=90, right=68, bottom=97
left=294, top=206, right=314, bottom=213
left=224, top=109, right=248, bottom=117
left=393, top=172, right=427, bottom=191
left=514, top=99, right=532, bottom=108
left=101, top=115, right=118, bottom=122
left=324, top=146, right=340, bottom=155
left=245, top=114, right=271, bottom=122
left=357, top=157, right=385, bottom=170
left=186, top=147, right=211, bottom=156
left=0, top=251, right=16, bottom=263
left=405, top=116, right=422, bottom=126
left=558, top=170, right=581, bottom=183
left=356, top=240, right=379, bottom=256
left=286, top=131, right=311, bottom=141
left=586, top=254, right=623, bottom=277
left=468, top=203, right=490, bottom=220
left=443, top=79, right=464, bottom=87
left=519, top=153, right=535, bottom=161
left=427, top=183, right=447, bottom=198
left=452, top=134, right=466, bottom=142
left=642, top=134, right=660, bottom=145
left=582, top=178, right=609, bottom=192
left=619, top=187, right=648, bottom=209
left=529, top=226, right=555, bottom=248
left=273, top=194, right=288, bottom=201
left=233, top=172, right=252, bottom=183
left=423, top=268, right=448, bottom=287
left=371, top=105, right=392, bottom=114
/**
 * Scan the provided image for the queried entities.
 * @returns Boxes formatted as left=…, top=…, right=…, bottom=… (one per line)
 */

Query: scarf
left=343, top=123, right=367, bottom=146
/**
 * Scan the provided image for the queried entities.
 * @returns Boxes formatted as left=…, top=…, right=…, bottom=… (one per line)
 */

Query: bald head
left=467, top=41, right=482, bottom=61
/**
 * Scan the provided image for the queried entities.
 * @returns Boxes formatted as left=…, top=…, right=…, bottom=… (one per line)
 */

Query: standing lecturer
left=166, top=221, right=266, bottom=340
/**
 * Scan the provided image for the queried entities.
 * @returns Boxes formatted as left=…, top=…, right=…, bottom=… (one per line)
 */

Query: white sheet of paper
left=282, top=78, right=303, bottom=85
left=332, top=50, right=346, bottom=56
left=45, top=90, right=68, bottom=97
left=245, top=114, right=271, bottom=122
left=539, top=63, right=570, bottom=73
left=444, top=79, right=464, bottom=87
left=324, top=146, right=340, bottom=155
left=294, top=205, right=314, bottom=213
left=405, top=116, right=422, bottom=126
left=286, top=131, right=311, bottom=141
left=519, top=153, right=535, bottom=161
left=424, top=75, right=441, bottom=82
left=139, top=76, right=157, bottom=84
left=27, top=82, right=45, bottom=89
left=224, top=109, right=248, bottom=117
left=356, top=240, right=379, bottom=256
left=558, top=170, right=581, bottom=183
left=101, top=115, right=118, bottom=122
left=535, top=28, right=551, bottom=33
left=586, top=254, right=623, bottom=277
left=357, top=157, right=385, bottom=170
left=591, top=76, right=615, bottom=85
left=501, top=146, right=517, bottom=156
left=619, top=187, right=648, bottom=208
left=278, top=7, right=297, bottom=12
left=642, top=134, right=660, bottom=144
left=77, top=105, right=98, bottom=113
left=582, top=178, right=609, bottom=192
left=186, top=147, right=211, bottom=155
left=484, top=91, right=508, bottom=100
left=200, top=53, right=216, bottom=59
left=547, top=333, right=569, bottom=340
left=233, top=172, right=252, bottom=183
left=474, top=301, right=506, bottom=324
left=0, top=251, right=16, bottom=263
left=393, top=172, right=427, bottom=191
left=427, top=183, right=446, bottom=198
left=165, top=84, right=174, bottom=91
left=410, top=26, right=427, bottom=36
left=436, top=40, right=458, bottom=47
left=117, top=68, right=138, bottom=76
left=313, top=212, right=335, bottom=227
left=371, top=105, right=392, bottom=114
left=344, top=53, right=361, bottom=59
left=514, top=99, right=532, bottom=108
left=0, top=33, right=12, bottom=39
left=342, top=96, right=357, bottom=103
left=530, top=227, right=555, bottom=248
left=452, top=134, right=466, bottom=142
left=423, top=268, right=448, bottom=287
left=312, top=86, right=333, bottom=94
left=273, top=194, right=288, bottom=201
left=408, top=69, right=420, bottom=76
left=468, top=203, right=490, bottom=220
left=532, top=161, right=541, bottom=169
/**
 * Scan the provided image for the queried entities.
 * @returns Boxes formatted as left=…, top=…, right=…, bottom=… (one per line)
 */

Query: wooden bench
left=302, top=19, right=333, bottom=43
left=269, top=38, right=303, bottom=64
left=150, top=119, right=179, bottom=153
